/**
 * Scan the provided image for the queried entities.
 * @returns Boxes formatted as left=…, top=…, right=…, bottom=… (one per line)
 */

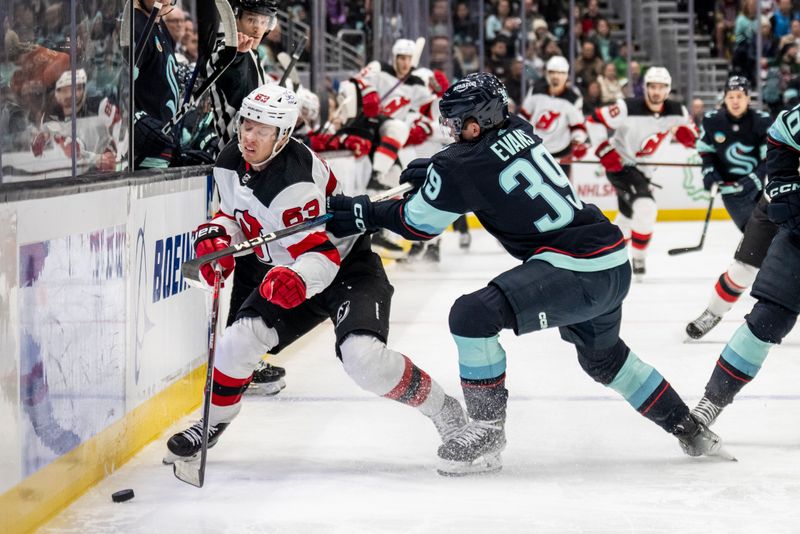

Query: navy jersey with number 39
left=398, top=116, right=627, bottom=271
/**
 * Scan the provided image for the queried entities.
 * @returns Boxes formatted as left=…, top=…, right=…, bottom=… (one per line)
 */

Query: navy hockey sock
left=704, top=323, right=773, bottom=406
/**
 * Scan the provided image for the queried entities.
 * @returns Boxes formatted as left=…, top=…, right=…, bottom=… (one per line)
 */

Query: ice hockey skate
left=245, top=360, right=286, bottom=396
left=686, top=309, right=722, bottom=340
left=437, top=419, right=506, bottom=476
left=430, top=395, right=468, bottom=442
left=691, top=396, right=725, bottom=427
left=163, top=421, right=229, bottom=464
left=631, top=257, right=646, bottom=281
left=672, top=413, right=735, bottom=461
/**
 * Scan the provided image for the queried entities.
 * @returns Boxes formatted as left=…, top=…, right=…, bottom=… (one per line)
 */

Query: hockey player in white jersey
left=520, top=56, right=588, bottom=177
left=356, top=38, right=435, bottom=190
left=163, top=84, right=467, bottom=464
left=589, top=67, right=698, bottom=278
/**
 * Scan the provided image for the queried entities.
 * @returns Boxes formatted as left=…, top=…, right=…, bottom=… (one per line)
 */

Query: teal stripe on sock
left=608, top=351, right=664, bottom=409
left=721, top=323, right=773, bottom=377
left=453, top=334, right=506, bottom=380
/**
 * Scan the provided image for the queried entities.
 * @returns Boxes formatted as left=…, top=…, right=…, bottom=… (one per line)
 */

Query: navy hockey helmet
left=231, top=0, right=278, bottom=17
left=438, top=72, right=509, bottom=138
left=724, top=75, right=750, bottom=95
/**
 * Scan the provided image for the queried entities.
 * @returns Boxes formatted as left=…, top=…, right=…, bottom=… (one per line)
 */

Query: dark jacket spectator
left=574, top=40, right=604, bottom=89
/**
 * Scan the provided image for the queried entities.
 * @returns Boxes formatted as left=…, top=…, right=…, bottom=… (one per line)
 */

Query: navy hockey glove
left=399, top=158, right=431, bottom=192
left=133, top=111, right=175, bottom=161
left=701, top=168, right=724, bottom=191
left=326, top=194, right=377, bottom=237
left=766, top=180, right=800, bottom=233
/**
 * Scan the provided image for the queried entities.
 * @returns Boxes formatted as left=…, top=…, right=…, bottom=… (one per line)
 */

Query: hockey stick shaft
left=570, top=159, right=702, bottom=168
left=134, top=2, right=163, bottom=69
left=172, top=265, right=222, bottom=487
left=667, top=183, right=718, bottom=256
left=182, top=183, right=413, bottom=286
left=278, top=34, right=308, bottom=87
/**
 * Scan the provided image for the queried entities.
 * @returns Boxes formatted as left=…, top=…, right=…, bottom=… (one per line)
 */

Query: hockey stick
left=161, top=0, right=237, bottom=135
left=379, top=37, right=426, bottom=103
left=570, top=160, right=703, bottom=168
left=182, top=183, right=414, bottom=287
left=667, top=182, right=719, bottom=256
left=134, top=1, right=163, bottom=68
left=172, top=265, right=223, bottom=488
left=277, top=34, right=307, bottom=88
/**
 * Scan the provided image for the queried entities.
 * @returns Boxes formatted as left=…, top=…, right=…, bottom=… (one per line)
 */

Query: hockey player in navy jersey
left=590, top=67, right=698, bottom=278
left=163, top=85, right=467, bottom=464
left=686, top=76, right=774, bottom=339
left=326, top=73, right=731, bottom=475
left=689, top=102, right=800, bottom=428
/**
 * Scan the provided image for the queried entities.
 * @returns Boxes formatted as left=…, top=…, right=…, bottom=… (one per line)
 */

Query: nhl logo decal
left=714, top=132, right=726, bottom=143
left=335, top=300, right=351, bottom=327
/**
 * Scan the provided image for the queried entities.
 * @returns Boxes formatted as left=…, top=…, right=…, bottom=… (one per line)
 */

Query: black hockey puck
left=111, top=489, right=135, bottom=503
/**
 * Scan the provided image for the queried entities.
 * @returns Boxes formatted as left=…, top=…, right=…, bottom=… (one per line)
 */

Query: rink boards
left=0, top=144, right=725, bottom=533
left=0, top=171, right=214, bottom=533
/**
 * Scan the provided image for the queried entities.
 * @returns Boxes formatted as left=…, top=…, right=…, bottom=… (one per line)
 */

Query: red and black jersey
left=211, top=138, right=356, bottom=296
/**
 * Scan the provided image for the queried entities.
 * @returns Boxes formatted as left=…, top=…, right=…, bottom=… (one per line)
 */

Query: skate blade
left=173, top=459, right=203, bottom=487
left=436, top=452, right=503, bottom=477
left=244, top=378, right=286, bottom=396
left=712, top=445, right=737, bottom=462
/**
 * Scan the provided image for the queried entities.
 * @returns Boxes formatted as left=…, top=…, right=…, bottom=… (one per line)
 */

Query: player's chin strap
left=182, top=183, right=414, bottom=289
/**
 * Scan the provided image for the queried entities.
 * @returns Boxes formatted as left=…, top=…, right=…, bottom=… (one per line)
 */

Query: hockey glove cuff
left=596, top=141, right=623, bottom=173
left=701, top=168, right=723, bottom=191
left=766, top=180, right=800, bottom=233
left=326, top=194, right=377, bottom=237
left=570, top=141, right=588, bottom=160
left=194, top=223, right=234, bottom=286
left=674, top=125, right=697, bottom=148
left=260, top=266, right=306, bottom=309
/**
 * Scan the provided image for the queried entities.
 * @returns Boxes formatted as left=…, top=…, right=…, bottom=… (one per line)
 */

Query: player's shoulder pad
left=379, top=61, right=396, bottom=76
left=215, top=140, right=243, bottom=170
left=562, top=86, right=581, bottom=104
left=404, top=74, right=425, bottom=86
left=249, top=139, right=316, bottom=204
left=701, top=107, right=724, bottom=125
left=623, top=97, right=646, bottom=115
left=531, top=78, right=549, bottom=95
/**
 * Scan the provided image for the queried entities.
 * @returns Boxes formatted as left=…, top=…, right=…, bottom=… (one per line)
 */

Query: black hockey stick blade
left=173, top=266, right=223, bottom=488
left=182, top=183, right=413, bottom=287
left=668, top=183, right=718, bottom=256
left=278, top=34, right=308, bottom=87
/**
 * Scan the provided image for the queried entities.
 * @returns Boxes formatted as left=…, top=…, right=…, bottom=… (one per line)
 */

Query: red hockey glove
left=361, top=91, right=380, bottom=118
left=31, top=131, right=50, bottom=157
left=570, top=141, right=588, bottom=160
left=407, top=121, right=433, bottom=146
left=343, top=135, right=372, bottom=157
left=430, top=69, right=450, bottom=97
left=596, top=140, right=623, bottom=173
left=193, top=223, right=234, bottom=286
left=309, top=132, right=333, bottom=153
left=674, top=125, right=697, bottom=148
left=259, top=266, right=307, bottom=309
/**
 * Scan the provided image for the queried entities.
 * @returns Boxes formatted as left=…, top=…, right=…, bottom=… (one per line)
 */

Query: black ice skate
left=371, top=232, right=406, bottom=260
left=672, top=413, right=735, bottom=461
left=691, top=396, right=725, bottom=427
left=246, top=361, right=286, bottom=396
left=163, top=421, right=229, bottom=464
left=437, top=419, right=506, bottom=476
left=686, top=309, right=722, bottom=339
left=430, top=395, right=468, bottom=443
left=366, top=171, right=392, bottom=193
left=458, top=231, right=472, bottom=250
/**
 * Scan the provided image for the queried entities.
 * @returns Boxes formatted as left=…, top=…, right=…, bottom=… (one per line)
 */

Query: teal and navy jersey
left=134, top=9, right=180, bottom=124
left=374, top=116, right=627, bottom=272
left=697, top=107, right=770, bottom=183
left=766, top=103, right=800, bottom=189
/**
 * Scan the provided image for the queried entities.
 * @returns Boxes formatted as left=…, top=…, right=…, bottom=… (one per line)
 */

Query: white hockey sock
left=707, top=261, right=759, bottom=316
left=209, top=317, right=279, bottom=426
left=339, top=335, right=445, bottom=417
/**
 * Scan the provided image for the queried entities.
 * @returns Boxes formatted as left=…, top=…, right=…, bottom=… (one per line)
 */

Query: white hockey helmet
left=296, top=87, right=320, bottom=125
left=237, top=83, right=299, bottom=164
left=545, top=56, right=569, bottom=73
left=644, top=66, right=671, bottom=91
left=55, top=68, right=87, bottom=89
left=392, top=38, right=417, bottom=59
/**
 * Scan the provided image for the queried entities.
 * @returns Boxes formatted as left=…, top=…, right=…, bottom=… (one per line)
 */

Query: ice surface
left=42, top=222, right=800, bottom=534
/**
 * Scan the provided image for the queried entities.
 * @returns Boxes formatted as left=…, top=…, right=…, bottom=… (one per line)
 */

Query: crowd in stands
left=4, top=0, right=797, bottom=180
